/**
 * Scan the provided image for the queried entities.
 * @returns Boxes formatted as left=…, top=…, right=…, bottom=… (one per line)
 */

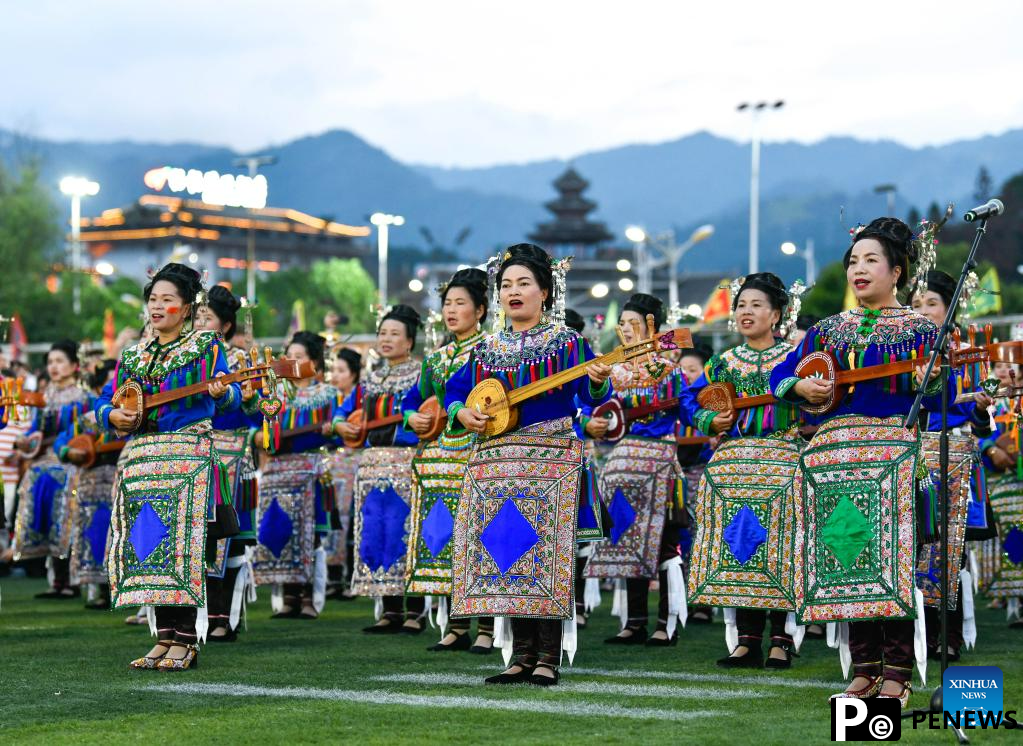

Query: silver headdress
left=551, top=256, right=573, bottom=326
left=781, top=279, right=810, bottom=341
left=727, top=276, right=746, bottom=332
left=909, top=203, right=953, bottom=293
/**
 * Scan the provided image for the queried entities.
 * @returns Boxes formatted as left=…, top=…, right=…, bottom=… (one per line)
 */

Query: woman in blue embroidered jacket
left=402, top=268, right=494, bottom=653
left=680, top=273, right=804, bottom=670
left=584, top=293, right=691, bottom=649
left=334, top=306, right=424, bottom=634
left=58, top=359, right=120, bottom=610
left=194, top=285, right=262, bottom=640
left=252, top=331, right=338, bottom=621
left=446, top=243, right=612, bottom=687
left=769, top=219, right=951, bottom=707
left=911, top=270, right=995, bottom=659
left=97, top=263, right=240, bottom=671
left=12, top=339, right=91, bottom=598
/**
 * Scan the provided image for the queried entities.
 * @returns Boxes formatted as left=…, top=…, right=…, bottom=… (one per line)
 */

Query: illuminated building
left=76, top=194, right=371, bottom=287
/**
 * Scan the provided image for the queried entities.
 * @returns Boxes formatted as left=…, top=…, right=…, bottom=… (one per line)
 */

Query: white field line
left=373, top=672, right=763, bottom=700
left=145, top=682, right=722, bottom=722
left=476, top=666, right=844, bottom=690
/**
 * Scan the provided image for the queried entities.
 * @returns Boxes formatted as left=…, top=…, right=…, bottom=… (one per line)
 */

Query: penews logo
left=831, top=698, right=901, bottom=741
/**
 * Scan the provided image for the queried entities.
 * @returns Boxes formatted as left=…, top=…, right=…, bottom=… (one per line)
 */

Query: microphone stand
left=903, top=216, right=991, bottom=745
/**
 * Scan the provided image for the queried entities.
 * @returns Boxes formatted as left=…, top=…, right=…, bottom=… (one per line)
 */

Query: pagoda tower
left=528, top=166, right=613, bottom=250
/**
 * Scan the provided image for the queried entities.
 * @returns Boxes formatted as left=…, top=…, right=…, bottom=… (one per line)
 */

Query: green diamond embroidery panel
left=820, top=495, right=872, bottom=570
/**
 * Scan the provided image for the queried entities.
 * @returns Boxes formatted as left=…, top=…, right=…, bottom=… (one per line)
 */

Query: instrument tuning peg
left=984, top=323, right=993, bottom=345
left=967, top=325, right=976, bottom=347
left=249, top=347, right=260, bottom=367
left=630, top=318, right=643, bottom=342
left=615, top=325, right=627, bottom=346
left=263, top=346, right=272, bottom=364
left=645, top=313, right=656, bottom=341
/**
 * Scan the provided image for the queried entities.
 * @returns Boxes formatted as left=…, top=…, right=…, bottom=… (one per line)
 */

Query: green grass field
left=2, top=575, right=1020, bottom=745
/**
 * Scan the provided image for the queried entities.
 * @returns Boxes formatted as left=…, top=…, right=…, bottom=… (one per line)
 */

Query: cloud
left=3, top=0, right=1022, bottom=165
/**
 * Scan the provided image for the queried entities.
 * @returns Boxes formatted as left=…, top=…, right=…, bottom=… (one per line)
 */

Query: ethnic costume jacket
left=28, top=382, right=92, bottom=451
left=769, top=306, right=951, bottom=420
left=578, top=354, right=686, bottom=440
left=95, top=330, right=241, bottom=433
left=335, top=358, right=420, bottom=447
left=444, top=320, right=612, bottom=431
left=402, top=330, right=484, bottom=448
left=265, top=381, right=339, bottom=454
left=682, top=340, right=800, bottom=438
left=212, top=344, right=262, bottom=432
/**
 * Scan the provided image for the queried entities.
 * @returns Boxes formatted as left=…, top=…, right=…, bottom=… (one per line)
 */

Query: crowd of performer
left=0, top=216, right=1021, bottom=706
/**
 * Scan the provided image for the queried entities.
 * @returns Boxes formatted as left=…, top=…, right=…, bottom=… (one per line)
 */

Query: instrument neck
left=835, top=356, right=937, bottom=385
left=508, top=348, right=624, bottom=406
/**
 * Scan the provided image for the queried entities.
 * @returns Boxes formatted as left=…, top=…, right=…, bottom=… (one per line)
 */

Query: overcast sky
left=4, top=1, right=1022, bottom=167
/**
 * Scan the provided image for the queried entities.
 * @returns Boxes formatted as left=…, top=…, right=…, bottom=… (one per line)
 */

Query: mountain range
left=2, top=125, right=1020, bottom=277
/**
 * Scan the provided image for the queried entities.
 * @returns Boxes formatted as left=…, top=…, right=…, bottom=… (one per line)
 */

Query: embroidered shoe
left=830, top=675, right=883, bottom=700
left=128, top=640, right=173, bottom=670
left=877, top=680, right=912, bottom=709
left=156, top=644, right=199, bottom=671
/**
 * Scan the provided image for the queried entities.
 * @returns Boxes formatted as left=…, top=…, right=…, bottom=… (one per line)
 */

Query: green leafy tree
left=253, top=258, right=377, bottom=337
left=801, top=260, right=848, bottom=318
left=0, top=159, right=60, bottom=325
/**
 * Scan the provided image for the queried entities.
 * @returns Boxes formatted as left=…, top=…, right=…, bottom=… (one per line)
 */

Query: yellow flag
left=843, top=283, right=857, bottom=310
left=968, top=268, right=1002, bottom=316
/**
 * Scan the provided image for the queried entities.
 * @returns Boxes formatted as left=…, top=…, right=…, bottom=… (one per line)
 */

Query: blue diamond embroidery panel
left=360, top=485, right=410, bottom=572
left=85, top=504, right=112, bottom=566
left=723, top=505, right=768, bottom=565
left=608, top=488, right=637, bottom=546
left=421, top=497, right=455, bottom=559
left=258, top=498, right=294, bottom=558
left=1005, top=526, right=1023, bottom=566
left=480, top=496, right=540, bottom=575
left=129, top=501, right=169, bottom=563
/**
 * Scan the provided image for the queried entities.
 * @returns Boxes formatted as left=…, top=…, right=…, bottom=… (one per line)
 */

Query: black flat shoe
left=804, top=624, right=825, bottom=639
left=604, top=627, right=647, bottom=645
left=271, top=606, right=300, bottom=619
left=469, top=633, right=494, bottom=654
left=716, top=648, right=764, bottom=669
left=529, top=666, right=560, bottom=687
left=401, top=620, right=426, bottom=635
left=645, top=632, right=678, bottom=647
left=208, top=627, right=238, bottom=643
left=427, top=633, right=471, bottom=652
left=363, top=619, right=403, bottom=634
left=764, top=645, right=798, bottom=670
left=485, top=666, right=532, bottom=685
left=35, top=588, right=80, bottom=599
left=688, top=611, right=712, bottom=625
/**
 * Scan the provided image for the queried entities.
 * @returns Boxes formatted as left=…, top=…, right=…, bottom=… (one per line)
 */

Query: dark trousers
left=208, top=540, right=247, bottom=629
left=574, top=553, right=588, bottom=618
left=849, top=619, right=915, bottom=683
left=450, top=615, right=494, bottom=635
left=382, top=594, right=426, bottom=622
left=924, top=592, right=964, bottom=652
left=156, top=606, right=198, bottom=644
left=624, top=519, right=680, bottom=630
left=737, top=609, right=791, bottom=647
left=512, top=618, right=562, bottom=669
left=51, top=555, right=71, bottom=589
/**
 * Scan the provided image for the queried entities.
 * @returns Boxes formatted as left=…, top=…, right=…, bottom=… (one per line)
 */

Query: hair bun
left=449, top=267, right=487, bottom=290
left=860, top=217, right=915, bottom=261
left=623, top=292, right=666, bottom=329
left=504, top=243, right=552, bottom=266
left=384, top=304, right=423, bottom=329
left=207, top=285, right=241, bottom=313
left=734, top=272, right=788, bottom=312
left=563, top=308, right=585, bottom=333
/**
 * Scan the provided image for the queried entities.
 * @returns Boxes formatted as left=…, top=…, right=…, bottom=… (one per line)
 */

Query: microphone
left=963, top=198, right=1004, bottom=222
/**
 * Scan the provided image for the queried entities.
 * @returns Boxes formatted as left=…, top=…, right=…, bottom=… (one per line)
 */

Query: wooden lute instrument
left=111, top=347, right=315, bottom=432
left=65, top=433, right=127, bottom=468
left=464, top=315, right=692, bottom=437
left=341, top=395, right=443, bottom=448
left=592, top=397, right=680, bottom=442
left=697, top=336, right=988, bottom=417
